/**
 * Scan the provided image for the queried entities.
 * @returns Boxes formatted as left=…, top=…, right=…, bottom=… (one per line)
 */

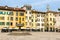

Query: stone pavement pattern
left=0, top=32, right=60, bottom=40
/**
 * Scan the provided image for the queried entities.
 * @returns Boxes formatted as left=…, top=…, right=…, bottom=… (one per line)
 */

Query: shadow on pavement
left=8, top=32, right=32, bottom=36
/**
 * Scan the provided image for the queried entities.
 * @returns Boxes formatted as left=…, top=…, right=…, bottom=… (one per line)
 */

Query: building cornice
left=0, top=6, right=25, bottom=12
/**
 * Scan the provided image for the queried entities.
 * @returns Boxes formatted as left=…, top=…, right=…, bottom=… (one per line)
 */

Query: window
left=2, top=17, right=4, bottom=20
left=50, top=18, right=51, bottom=20
left=16, top=11, right=18, bottom=16
left=53, top=18, right=55, bottom=21
left=7, top=12, right=8, bottom=15
left=32, top=24, right=33, bottom=26
left=43, top=19, right=45, bottom=21
left=42, top=23, right=44, bottom=26
left=16, top=17, right=18, bottom=21
left=22, top=23, right=24, bottom=26
left=7, top=12, right=10, bottom=15
left=19, top=21, right=21, bottom=23
left=0, top=11, right=12, bottom=15
left=41, top=19, right=44, bottom=22
left=6, top=22, right=10, bottom=25
left=26, top=22, right=27, bottom=25
left=11, top=22, right=13, bottom=26
left=0, top=22, right=5, bottom=25
left=22, top=18, right=24, bottom=21
left=55, top=15, right=56, bottom=17
left=36, top=23, right=40, bottom=26
left=2, top=22, right=5, bottom=25
left=26, top=16, right=27, bottom=19
left=46, top=13, right=48, bottom=15
left=7, top=17, right=9, bottom=20
left=35, top=20, right=37, bottom=22
left=19, top=17, right=21, bottom=20
left=41, top=14, right=45, bottom=17
left=36, top=19, right=40, bottom=22
left=29, top=22, right=31, bottom=25
left=4, top=12, right=6, bottom=15
left=20, top=12, right=24, bottom=16
left=29, top=12, right=31, bottom=14
left=16, top=22, right=18, bottom=26
left=47, top=23, right=49, bottom=26
left=0, top=17, right=4, bottom=20
left=37, top=14, right=40, bottom=17
left=0, top=11, right=3, bottom=14
left=32, top=19, right=33, bottom=22
left=9, top=12, right=13, bottom=15
left=10, top=17, right=13, bottom=20
left=29, top=17, right=31, bottom=19
left=0, top=22, right=1, bottom=25
left=37, top=19, right=40, bottom=21
left=50, top=23, right=52, bottom=25
left=50, top=14, right=51, bottom=15
left=47, top=18, right=48, bottom=21
left=26, top=11, right=27, bottom=14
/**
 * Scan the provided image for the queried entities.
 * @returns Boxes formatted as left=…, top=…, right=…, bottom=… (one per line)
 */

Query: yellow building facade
left=0, top=6, right=26, bottom=29
left=45, top=11, right=56, bottom=31
left=0, top=5, right=59, bottom=32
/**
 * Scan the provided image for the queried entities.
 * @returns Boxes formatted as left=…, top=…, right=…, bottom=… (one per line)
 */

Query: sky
left=0, top=0, right=60, bottom=11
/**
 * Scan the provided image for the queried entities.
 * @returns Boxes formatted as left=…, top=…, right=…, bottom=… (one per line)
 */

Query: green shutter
left=2, top=22, right=5, bottom=25
left=6, top=22, right=10, bottom=25
left=0, top=12, right=3, bottom=14
left=4, top=12, right=6, bottom=15
left=0, top=22, right=1, bottom=25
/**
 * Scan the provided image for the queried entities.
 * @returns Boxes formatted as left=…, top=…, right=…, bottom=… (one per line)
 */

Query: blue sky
left=0, top=0, right=60, bottom=11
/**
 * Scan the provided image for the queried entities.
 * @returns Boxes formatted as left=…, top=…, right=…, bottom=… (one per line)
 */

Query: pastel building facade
left=21, top=5, right=32, bottom=29
left=0, top=5, right=60, bottom=32
left=54, top=12, right=60, bottom=29
left=21, top=5, right=45, bottom=30
left=0, top=6, right=26, bottom=29
left=45, top=11, right=56, bottom=31
left=31, top=10, right=45, bottom=31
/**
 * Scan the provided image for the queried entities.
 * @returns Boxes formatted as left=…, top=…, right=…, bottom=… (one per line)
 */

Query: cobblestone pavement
left=0, top=32, right=60, bottom=40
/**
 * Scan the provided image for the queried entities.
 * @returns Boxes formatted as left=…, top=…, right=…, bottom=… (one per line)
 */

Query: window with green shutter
left=2, top=22, right=5, bottom=25
left=0, top=22, right=5, bottom=25
left=0, top=22, right=2, bottom=25
left=6, top=22, right=10, bottom=25
left=4, top=12, right=6, bottom=15
left=0, top=12, right=3, bottom=14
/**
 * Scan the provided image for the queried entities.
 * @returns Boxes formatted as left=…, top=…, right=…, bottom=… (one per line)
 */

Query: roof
left=31, top=10, right=45, bottom=14
left=0, top=6, right=25, bottom=11
left=46, top=11, right=60, bottom=13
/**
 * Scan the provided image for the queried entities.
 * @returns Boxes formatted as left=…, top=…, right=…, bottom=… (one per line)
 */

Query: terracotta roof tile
left=0, top=6, right=25, bottom=11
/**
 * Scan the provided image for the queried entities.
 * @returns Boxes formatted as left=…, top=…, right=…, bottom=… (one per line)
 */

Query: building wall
left=18, top=11, right=26, bottom=29
left=0, top=6, right=60, bottom=30
left=31, top=12, right=45, bottom=29
left=54, top=13, right=60, bottom=29
left=45, top=12, right=55, bottom=30
left=0, top=10, right=26, bottom=29
left=32, top=12, right=36, bottom=29
left=0, top=10, right=14, bottom=29
left=25, top=10, right=32, bottom=29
